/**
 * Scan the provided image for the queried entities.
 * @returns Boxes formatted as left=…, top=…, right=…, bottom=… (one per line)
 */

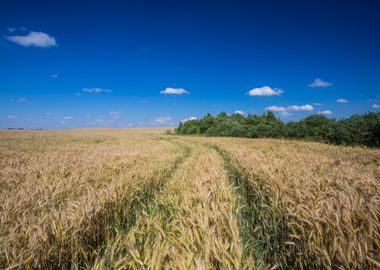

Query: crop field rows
left=0, top=129, right=379, bottom=269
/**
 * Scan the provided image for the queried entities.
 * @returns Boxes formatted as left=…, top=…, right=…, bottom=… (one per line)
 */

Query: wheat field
left=0, top=129, right=379, bottom=269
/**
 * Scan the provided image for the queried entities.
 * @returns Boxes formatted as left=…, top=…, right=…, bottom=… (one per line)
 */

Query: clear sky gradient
left=1, top=0, right=380, bottom=129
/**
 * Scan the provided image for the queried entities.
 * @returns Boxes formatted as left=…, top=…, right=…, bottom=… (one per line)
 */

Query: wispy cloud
left=51, top=74, right=59, bottom=78
left=160, top=87, right=189, bottom=95
left=181, top=116, right=197, bottom=123
left=309, top=78, right=332, bottom=88
left=373, top=104, right=380, bottom=109
left=7, top=115, right=17, bottom=119
left=5, top=31, right=57, bottom=47
left=17, top=97, right=27, bottom=102
left=45, top=112, right=52, bottom=116
left=63, top=116, right=73, bottom=120
left=337, top=98, right=348, bottom=103
left=312, top=102, right=322, bottom=106
left=109, top=111, right=121, bottom=119
left=318, top=110, right=333, bottom=115
left=247, top=86, right=284, bottom=96
left=82, top=88, right=112, bottom=93
left=266, top=104, right=314, bottom=112
left=7, top=27, right=26, bottom=33
left=154, top=116, right=172, bottom=124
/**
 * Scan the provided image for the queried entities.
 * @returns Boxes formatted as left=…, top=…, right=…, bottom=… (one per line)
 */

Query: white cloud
left=309, top=78, right=332, bottom=88
left=63, top=116, right=73, bottom=120
left=318, top=110, right=333, bottom=115
left=75, top=92, right=81, bottom=96
left=234, top=110, right=245, bottom=115
left=109, top=111, right=121, bottom=119
left=266, top=106, right=287, bottom=112
left=288, top=105, right=314, bottom=111
left=247, top=86, right=284, bottom=96
left=82, top=88, right=112, bottom=93
left=312, top=102, right=322, bottom=106
left=45, top=112, right=52, bottom=116
left=266, top=104, right=314, bottom=112
left=181, top=116, right=197, bottom=123
left=155, top=116, right=172, bottom=124
left=51, top=74, right=59, bottom=78
left=17, top=97, right=27, bottom=102
left=337, top=98, right=348, bottom=103
left=373, top=104, right=380, bottom=109
left=7, top=115, right=17, bottom=119
left=5, top=31, right=57, bottom=47
left=8, top=27, right=26, bottom=32
left=160, top=87, right=189, bottom=95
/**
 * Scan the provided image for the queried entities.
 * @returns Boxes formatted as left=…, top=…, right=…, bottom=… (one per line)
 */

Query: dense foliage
left=176, top=111, right=380, bottom=147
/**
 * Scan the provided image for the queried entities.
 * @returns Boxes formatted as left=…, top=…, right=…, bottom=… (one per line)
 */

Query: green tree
left=175, top=111, right=380, bottom=147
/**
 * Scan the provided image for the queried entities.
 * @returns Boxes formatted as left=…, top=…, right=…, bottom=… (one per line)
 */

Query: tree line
left=175, top=111, right=380, bottom=147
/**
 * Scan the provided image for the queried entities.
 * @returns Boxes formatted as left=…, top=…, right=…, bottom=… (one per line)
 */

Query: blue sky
left=1, top=0, right=380, bottom=129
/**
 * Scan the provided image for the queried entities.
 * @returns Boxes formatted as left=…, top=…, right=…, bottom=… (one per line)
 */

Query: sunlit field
left=1, top=129, right=379, bottom=269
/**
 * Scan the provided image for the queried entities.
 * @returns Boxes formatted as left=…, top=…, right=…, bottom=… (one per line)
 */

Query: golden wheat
left=0, top=129, right=181, bottom=268
left=0, top=129, right=379, bottom=269
left=191, top=137, right=380, bottom=269
left=93, top=139, right=245, bottom=269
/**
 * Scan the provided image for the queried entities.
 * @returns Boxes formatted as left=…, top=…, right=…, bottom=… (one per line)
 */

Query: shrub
left=177, top=112, right=380, bottom=147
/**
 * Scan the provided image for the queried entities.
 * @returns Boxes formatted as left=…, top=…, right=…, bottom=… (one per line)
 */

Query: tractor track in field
left=95, top=137, right=246, bottom=269
left=205, top=143, right=286, bottom=269
left=95, top=135, right=284, bottom=269
left=165, top=137, right=262, bottom=267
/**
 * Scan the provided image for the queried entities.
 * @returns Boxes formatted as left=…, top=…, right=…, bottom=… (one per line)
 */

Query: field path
left=94, top=138, right=247, bottom=269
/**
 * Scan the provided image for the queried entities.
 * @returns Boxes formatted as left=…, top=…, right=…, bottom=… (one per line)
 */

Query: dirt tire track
left=206, top=143, right=285, bottom=269
left=93, top=138, right=243, bottom=269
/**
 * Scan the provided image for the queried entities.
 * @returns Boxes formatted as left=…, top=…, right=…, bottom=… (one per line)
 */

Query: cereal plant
left=0, top=129, right=379, bottom=269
